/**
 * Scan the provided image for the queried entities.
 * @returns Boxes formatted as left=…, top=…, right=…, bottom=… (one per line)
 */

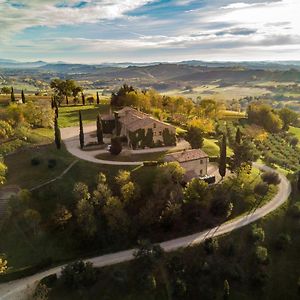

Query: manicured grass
left=289, top=126, right=300, bottom=140
left=203, top=138, right=219, bottom=156
left=4, top=144, right=74, bottom=189
left=95, top=151, right=166, bottom=162
left=58, top=102, right=110, bottom=128
left=203, top=138, right=233, bottom=157
left=0, top=128, right=53, bottom=156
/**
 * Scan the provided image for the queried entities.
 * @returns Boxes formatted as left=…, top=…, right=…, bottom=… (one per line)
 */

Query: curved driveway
left=0, top=163, right=291, bottom=299
left=60, top=125, right=190, bottom=166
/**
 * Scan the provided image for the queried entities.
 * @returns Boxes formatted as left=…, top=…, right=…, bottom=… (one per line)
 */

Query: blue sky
left=0, top=0, right=299, bottom=63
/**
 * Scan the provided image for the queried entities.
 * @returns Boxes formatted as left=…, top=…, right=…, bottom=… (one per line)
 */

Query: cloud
left=0, top=0, right=299, bottom=62
left=0, top=0, right=155, bottom=36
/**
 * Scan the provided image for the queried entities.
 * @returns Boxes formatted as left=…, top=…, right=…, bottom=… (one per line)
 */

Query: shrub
left=110, top=137, right=122, bottom=155
left=31, top=158, right=41, bottom=166
left=48, top=159, right=57, bottom=169
left=261, top=171, right=281, bottom=185
left=255, top=246, right=268, bottom=264
left=254, top=182, right=269, bottom=197
left=60, top=260, right=97, bottom=289
left=250, top=224, right=265, bottom=243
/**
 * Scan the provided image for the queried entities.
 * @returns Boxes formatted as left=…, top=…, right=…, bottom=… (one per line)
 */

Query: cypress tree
left=81, top=92, right=85, bottom=106
left=51, top=97, right=55, bottom=109
left=11, top=87, right=15, bottom=102
left=223, top=280, right=230, bottom=300
left=96, top=113, right=104, bottom=144
left=219, top=134, right=227, bottom=179
left=21, top=90, right=26, bottom=104
left=97, top=92, right=100, bottom=105
left=66, top=95, right=69, bottom=105
left=55, top=107, right=59, bottom=118
left=79, top=110, right=84, bottom=149
left=54, top=116, right=61, bottom=150
left=235, top=127, right=242, bottom=145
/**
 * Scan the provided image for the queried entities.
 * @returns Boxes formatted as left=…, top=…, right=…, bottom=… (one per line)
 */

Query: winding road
left=0, top=163, right=291, bottom=299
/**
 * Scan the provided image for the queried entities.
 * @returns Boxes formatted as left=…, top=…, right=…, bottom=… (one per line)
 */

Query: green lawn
left=58, top=102, right=110, bottom=128
left=203, top=138, right=219, bottom=156
left=203, top=138, right=233, bottom=157
left=4, top=144, right=74, bottom=189
left=289, top=126, right=300, bottom=140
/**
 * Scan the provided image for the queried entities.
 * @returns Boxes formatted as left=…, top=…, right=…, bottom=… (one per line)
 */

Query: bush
left=110, top=137, right=122, bottom=155
left=60, top=260, right=97, bottom=289
left=31, top=157, right=41, bottom=166
left=250, top=224, right=265, bottom=243
left=255, top=246, right=268, bottom=264
left=254, top=182, right=269, bottom=197
left=48, top=159, right=57, bottom=169
left=261, top=171, right=281, bottom=185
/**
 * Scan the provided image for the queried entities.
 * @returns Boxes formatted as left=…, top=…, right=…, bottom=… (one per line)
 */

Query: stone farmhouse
left=114, top=107, right=177, bottom=149
left=165, top=149, right=209, bottom=181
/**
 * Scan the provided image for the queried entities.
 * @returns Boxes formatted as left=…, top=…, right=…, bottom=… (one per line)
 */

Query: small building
left=164, top=149, right=209, bottom=182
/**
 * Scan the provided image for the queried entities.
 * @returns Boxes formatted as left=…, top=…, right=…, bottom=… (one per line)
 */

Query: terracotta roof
left=116, top=106, right=176, bottom=133
left=165, top=149, right=208, bottom=163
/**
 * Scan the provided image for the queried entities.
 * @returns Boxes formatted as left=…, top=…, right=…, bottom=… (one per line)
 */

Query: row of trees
left=50, top=79, right=101, bottom=106
left=247, top=102, right=299, bottom=132
left=1, top=86, right=26, bottom=103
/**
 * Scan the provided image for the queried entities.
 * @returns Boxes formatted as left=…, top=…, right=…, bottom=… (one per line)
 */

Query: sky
left=0, top=0, right=299, bottom=63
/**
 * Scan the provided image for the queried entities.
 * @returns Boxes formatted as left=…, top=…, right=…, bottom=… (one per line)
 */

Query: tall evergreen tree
left=79, top=110, right=84, bottom=149
left=219, top=134, right=227, bottom=179
left=21, top=90, right=26, bottom=104
left=96, top=92, right=100, bottom=105
left=66, top=95, right=69, bottom=105
left=51, top=97, right=55, bottom=109
left=55, top=107, right=59, bottom=118
left=81, top=92, right=85, bottom=106
left=223, top=280, right=230, bottom=300
left=10, top=87, right=15, bottom=102
left=235, top=127, right=242, bottom=145
left=54, top=116, right=61, bottom=150
left=96, top=113, right=104, bottom=144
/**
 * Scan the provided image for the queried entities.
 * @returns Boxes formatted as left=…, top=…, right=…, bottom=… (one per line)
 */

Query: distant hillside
left=0, top=60, right=47, bottom=69
left=1, top=60, right=300, bottom=92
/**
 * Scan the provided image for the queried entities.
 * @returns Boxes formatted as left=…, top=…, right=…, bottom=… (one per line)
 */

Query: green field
left=203, top=138, right=233, bottom=157
left=289, top=126, right=300, bottom=140
left=58, top=102, right=110, bottom=127
left=163, top=85, right=271, bottom=101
